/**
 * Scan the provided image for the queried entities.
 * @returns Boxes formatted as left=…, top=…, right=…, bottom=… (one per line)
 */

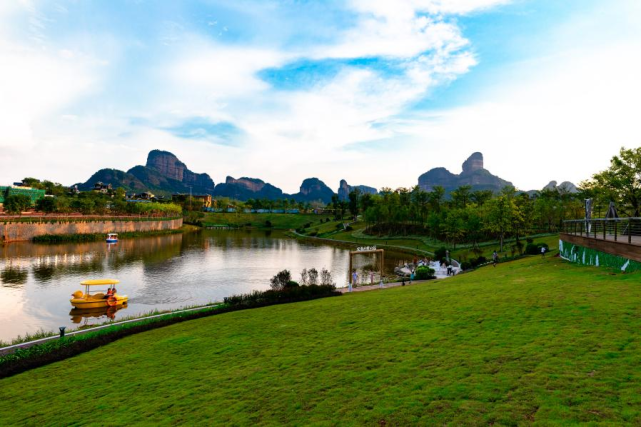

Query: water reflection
left=0, top=230, right=408, bottom=342
left=69, top=305, right=129, bottom=325
left=1, top=265, right=28, bottom=286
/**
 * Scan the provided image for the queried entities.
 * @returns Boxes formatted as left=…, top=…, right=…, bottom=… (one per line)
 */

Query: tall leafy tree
left=348, top=189, right=361, bottom=218
left=584, top=147, right=641, bottom=216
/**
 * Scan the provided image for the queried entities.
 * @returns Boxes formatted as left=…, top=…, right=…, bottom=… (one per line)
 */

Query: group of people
left=351, top=270, right=379, bottom=286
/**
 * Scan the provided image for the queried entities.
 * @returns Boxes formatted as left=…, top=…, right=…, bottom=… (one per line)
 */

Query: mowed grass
left=203, top=212, right=328, bottom=230
left=3, top=256, right=641, bottom=425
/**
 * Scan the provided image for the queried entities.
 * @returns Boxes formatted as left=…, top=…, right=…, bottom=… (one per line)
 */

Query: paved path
left=338, top=278, right=441, bottom=293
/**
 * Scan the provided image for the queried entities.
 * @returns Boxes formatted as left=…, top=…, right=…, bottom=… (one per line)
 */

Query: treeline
left=351, top=186, right=581, bottom=250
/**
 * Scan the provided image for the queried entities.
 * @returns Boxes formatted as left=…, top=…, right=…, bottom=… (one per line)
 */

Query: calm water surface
left=0, top=230, right=407, bottom=341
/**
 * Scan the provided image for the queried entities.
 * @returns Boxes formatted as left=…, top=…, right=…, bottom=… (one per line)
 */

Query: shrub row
left=224, top=284, right=340, bottom=308
left=0, top=286, right=341, bottom=379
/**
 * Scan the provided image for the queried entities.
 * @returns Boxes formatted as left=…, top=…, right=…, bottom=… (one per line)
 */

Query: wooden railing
left=562, top=218, right=641, bottom=246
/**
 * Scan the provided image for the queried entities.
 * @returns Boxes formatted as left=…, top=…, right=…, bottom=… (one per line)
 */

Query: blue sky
left=1, top=0, right=640, bottom=193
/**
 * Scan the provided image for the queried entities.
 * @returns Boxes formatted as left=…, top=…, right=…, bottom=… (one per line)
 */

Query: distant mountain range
left=77, top=150, right=379, bottom=204
left=76, top=150, right=576, bottom=204
left=77, top=150, right=216, bottom=197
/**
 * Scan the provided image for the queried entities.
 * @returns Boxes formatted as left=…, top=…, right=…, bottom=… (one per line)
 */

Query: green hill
left=2, top=256, right=641, bottom=424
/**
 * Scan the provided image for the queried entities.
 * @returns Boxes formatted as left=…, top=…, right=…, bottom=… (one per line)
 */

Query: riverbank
left=0, top=216, right=184, bottom=243
left=31, top=224, right=199, bottom=243
left=2, top=255, right=639, bottom=424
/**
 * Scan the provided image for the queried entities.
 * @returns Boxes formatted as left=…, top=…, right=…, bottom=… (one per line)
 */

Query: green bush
left=415, top=266, right=435, bottom=280
left=471, top=256, right=488, bottom=267
left=525, top=243, right=549, bottom=255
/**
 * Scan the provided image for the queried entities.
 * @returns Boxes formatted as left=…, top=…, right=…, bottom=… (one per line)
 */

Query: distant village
left=0, top=179, right=307, bottom=215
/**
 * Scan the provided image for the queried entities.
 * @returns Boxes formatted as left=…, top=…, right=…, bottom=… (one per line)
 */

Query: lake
left=0, top=229, right=409, bottom=342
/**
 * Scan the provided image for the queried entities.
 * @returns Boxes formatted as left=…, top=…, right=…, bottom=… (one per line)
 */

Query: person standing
left=492, top=251, right=498, bottom=267
left=541, top=246, right=546, bottom=257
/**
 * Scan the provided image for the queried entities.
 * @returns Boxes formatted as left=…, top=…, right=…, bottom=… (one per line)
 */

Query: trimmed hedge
left=415, top=266, right=435, bottom=280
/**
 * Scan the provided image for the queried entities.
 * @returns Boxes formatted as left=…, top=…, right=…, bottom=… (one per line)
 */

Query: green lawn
left=3, top=256, right=641, bottom=425
left=203, top=212, right=329, bottom=230
left=313, top=221, right=558, bottom=260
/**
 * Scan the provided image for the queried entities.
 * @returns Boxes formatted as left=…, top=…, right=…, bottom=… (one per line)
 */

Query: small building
left=134, top=191, right=155, bottom=200
left=0, top=185, right=46, bottom=207
left=172, top=193, right=212, bottom=208
left=93, top=182, right=112, bottom=194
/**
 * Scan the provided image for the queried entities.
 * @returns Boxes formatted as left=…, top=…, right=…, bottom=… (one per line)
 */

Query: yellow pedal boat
left=71, top=279, right=128, bottom=309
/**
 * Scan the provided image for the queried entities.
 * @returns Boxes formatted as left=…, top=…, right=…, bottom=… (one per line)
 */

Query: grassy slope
left=202, top=212, right=329, bottom=230
left=317, top=221, right=559, bottom=260
left=4, top=256, right=641, bottom=425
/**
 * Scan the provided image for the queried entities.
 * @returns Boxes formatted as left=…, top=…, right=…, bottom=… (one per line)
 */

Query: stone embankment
left=0, top=217, right=183, bottom=242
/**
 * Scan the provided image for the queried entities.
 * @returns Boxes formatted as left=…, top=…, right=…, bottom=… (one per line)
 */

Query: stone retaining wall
left=0, top=217, right=183, bottom=242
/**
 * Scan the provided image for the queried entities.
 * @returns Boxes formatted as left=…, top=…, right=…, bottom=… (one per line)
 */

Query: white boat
left=106, top=233, right=118, bottom=243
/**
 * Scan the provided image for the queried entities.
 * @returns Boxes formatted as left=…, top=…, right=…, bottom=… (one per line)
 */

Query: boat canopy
left=81, top=279, right=120, bottom=286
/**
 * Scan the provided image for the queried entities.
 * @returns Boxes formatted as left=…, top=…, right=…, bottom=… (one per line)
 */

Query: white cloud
left=0, top=42, right=97, bottom=147
left=170, top=39, right=289, bottom=99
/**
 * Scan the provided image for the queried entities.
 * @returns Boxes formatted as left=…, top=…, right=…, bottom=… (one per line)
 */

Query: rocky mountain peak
left=225, top=176, right=266, bottom=192
left=146, top=150, right=186, bottom=182
left=337, top=179, right=378, bottom=200
left=145, top=150, right=214, bottom=191
left=418, top=152, right=512, bottom=193
left=300, top=178, right=327, bottom=195
left=461, top=152, right=484, bottom=174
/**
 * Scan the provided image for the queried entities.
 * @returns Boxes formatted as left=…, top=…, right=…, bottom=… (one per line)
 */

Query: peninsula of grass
left=3, top=255, right=641, bottom=424
left=202, top=212, right=335, bottom=230
left=300, top=219, right=559, bottom=261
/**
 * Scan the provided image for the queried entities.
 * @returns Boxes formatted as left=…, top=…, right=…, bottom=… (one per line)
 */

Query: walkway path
left=337, top=278, right=443, bottom=293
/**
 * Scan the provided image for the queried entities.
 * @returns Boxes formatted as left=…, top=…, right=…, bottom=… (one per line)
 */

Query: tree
left=320, top=268, right=335, bottom=286
left=270, top=270, right=291, bottom=290
left=3, top=195, right=32, bottom=215
left=331, top=195, right=340, bottom=219
left=115, top=187, right=126, bottom=200
left=307, top=268, right=319, bottom=285
left=348, top=189, right=361, bottom=218
left=36, top=197, right=57, bottom=214
left=585, top=147, right=641, bottom=216
left=484, top=193, right=521, bottom=252
left=451, top=185, right=472, bottom=209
